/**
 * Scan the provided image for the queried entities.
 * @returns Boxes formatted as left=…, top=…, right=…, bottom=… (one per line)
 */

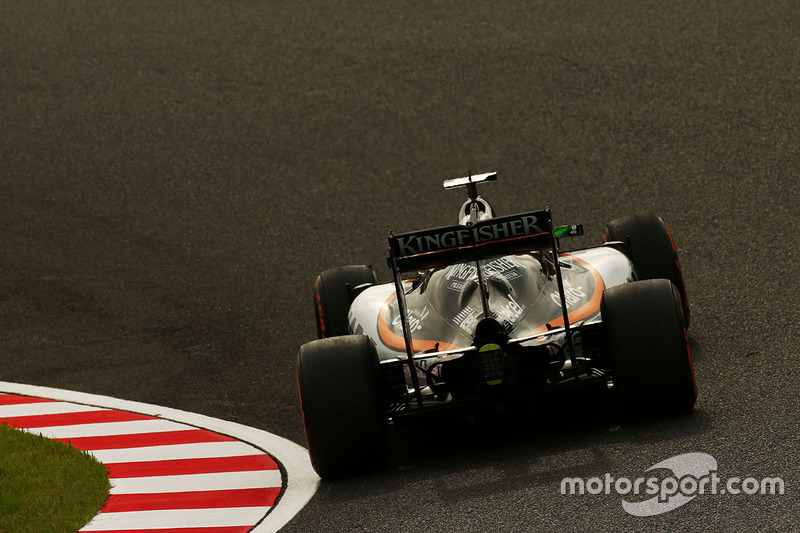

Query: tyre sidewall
left=604, top=213, right=690, bottom=326
left=297, top=335, right=388, bottom=478
left=314, top=265, right=378, bottom=338
left=602, top=279, right=696, bottom=418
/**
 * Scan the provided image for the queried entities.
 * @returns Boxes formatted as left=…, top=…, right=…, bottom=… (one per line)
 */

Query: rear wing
left=388, top=209, right=552, bottom=273
left=386, top=176, right=581, bottom=407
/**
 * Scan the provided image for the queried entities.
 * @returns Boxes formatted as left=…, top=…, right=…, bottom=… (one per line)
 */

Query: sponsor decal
left=493, top=294, right=525, bottom=330
left=560, top=452, right=785, bottom=517
left=447, top=280, right=470, bottom=292
left=489, top=261, right=523, bottom=281
left=446, top=262, right=478, bottom=282
left=392, top=305, right=430, bottom=333
left=393, top=213, right=545, bottom=257
left=550, top=281, right=587, bottom=309
left=453, top=306, right=481, bottom=335
left=445, top=257, right=522, bottom=292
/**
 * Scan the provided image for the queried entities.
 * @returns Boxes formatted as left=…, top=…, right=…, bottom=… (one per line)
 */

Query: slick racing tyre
left=601, top=279, right=697, bottom=419
left=603, top=213, right=690, bottom=327
left=297, top=335, right=389, bottom=478
left=314, top=265, right=378, bottom=338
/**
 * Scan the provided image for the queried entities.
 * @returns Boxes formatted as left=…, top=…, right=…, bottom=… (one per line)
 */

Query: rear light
left=479, top=343, right=504, bottom=385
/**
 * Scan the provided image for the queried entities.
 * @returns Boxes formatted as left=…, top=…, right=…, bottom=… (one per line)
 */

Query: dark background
left=2, top=1, right=798, bottom=530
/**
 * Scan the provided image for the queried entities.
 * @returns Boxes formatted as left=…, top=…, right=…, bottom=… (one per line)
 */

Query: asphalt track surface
left=2, top=1, right=799, bottom=531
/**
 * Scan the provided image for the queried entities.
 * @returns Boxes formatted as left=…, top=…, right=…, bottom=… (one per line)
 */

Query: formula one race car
left=297, top=172, right=696, bottom=478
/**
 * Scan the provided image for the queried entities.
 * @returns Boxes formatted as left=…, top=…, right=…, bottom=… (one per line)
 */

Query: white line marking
left=0, top=381, right=319, bottom=533
left=29, top=419, right=194, bottom=439
left=90, top=440, right=262, bottom=464
left=0, top=401, right=105, bottom=418
left=79, top=506, right=273, bottom=531
left=109, top=470, right=282, bottom=494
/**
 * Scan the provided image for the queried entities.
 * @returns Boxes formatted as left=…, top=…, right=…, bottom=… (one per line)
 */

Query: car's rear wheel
left=603, top=213, right=690, bottom=327
left=601, top=279, right=697, bottom=419
left=297, top=335, right=389, bottom=478
left=314, top=265, right=378, bottom=338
